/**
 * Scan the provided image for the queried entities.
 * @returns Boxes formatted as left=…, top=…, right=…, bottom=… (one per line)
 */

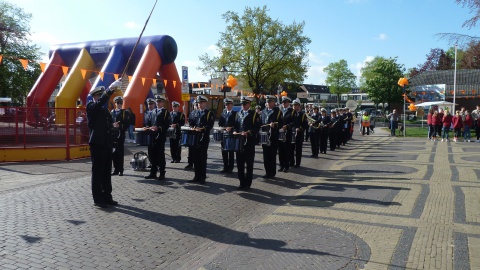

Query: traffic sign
left=182, top=94, right=190, bottom=101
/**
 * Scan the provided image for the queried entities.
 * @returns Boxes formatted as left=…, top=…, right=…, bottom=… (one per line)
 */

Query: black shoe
left=184, top=164, right=193, bottom=169
left=170, top=160, right=176, bottom=163
left=198, top=180, right=206, bottom=185
left=220, top=169, right=227, bottom=173
left=309, top=155, right=315, bottom=157
left=278, top=167, right=284, bottom=172
left=111, top=171, right=119, bottom=176
left=144, top=174, right=156, bottom=179
left=106, top=200, right=118, bottom=206
left=283, top=168, right=289, bottom=173
left=261, top=174, right=269, bottom=179
left=236, top=186, right=244, bottom=190
left=157, top=175, right=165, bottom=180
left=267, top=175, right=275, bottom=179
left=242, top=186, right=251, bottom=191
left=118, top=172, right=123, bottom=176
left=174, top=160, right=181, bottom=163
left=294, top=165, right=300, bottom=168
left=188, top=178, right=199, bottom=183
left=94, top=202, right=109, bottom=208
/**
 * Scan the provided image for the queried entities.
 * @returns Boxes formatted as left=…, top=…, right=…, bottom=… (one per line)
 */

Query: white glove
left=109, top=79, right=123, bottom=91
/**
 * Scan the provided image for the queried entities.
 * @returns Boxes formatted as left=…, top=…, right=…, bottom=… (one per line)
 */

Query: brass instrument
left=305, top=113, right=323, bottom=129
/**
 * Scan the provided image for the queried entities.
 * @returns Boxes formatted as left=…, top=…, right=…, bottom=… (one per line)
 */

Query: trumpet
left=305, top=113, right=323, bottom=129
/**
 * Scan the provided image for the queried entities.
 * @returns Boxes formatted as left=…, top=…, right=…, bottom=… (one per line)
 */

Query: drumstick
left=261, top=122, right=278, bottom=127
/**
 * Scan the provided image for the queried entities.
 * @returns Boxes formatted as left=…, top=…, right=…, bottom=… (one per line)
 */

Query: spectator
left=464, top=110, right=473, bottom=142
left=441, top=110, right=453, bottom=142
left=431, top=110, right=438, bottom=142
left=387, top=109, right=400, bottom=136
left=452, top=110, right=464, bottom=142
left=426, top=108, right=435, bottom=141
left=126, top=107, right=136, bottom=143
left=437, top=108, right=444, bottom=138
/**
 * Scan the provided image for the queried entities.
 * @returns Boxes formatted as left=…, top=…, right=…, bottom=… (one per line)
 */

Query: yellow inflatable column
left=55, top=48, right=95, bottom=125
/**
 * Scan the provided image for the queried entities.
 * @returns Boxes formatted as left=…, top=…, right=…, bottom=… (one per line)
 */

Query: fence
left=0, top=107, right=90, bottom=162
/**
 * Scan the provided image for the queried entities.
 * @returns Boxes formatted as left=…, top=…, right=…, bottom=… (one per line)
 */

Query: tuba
left=305, top=113, right=323, bottom=129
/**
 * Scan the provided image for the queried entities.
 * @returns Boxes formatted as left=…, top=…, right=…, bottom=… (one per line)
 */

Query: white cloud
left=375, top=33, right=388, bottom=40
left=124, top=21, right=141, bottom=30
left=30, top=32, right=71, bottom=61
left=351, top=56, right=375, bottom=83
left=205, top=44, right=220, bottom=57
left=305, top=52, right=330, bottom=84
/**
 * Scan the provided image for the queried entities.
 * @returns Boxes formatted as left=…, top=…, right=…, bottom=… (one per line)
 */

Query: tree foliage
left=198, top=6, right=311, bottom=96
left=360, top=57, right=405, bottom=111
left=437, top=0, right=480, bottom=45
left=407, top=48, right=456, bottom=77
left=323, top=59, right=356, bottom=107
left=0, top=2, right=42, bottom=105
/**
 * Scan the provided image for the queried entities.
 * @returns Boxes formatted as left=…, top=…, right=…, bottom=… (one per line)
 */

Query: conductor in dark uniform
left=86, top=79, right=122, bottom=208
left=278, top=96, right=294, bottom=173
left=188, top=95, right=215, bottom=184
left=290, top=99, right=308, bottom=167
left=144, top=95, right=171, bottom=180
left=111, top=96, right=129, bottom=176
left=169, top=101, right=184, bottom=163
left=229, top=96, right=261, bottom=190
left=218, top=98, right=237, bottom=173
left=261, top=95, right=284, bottom=179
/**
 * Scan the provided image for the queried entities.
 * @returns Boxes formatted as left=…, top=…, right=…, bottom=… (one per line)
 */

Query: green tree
left=437, top=0, right=480, bottom=45
left=0, top=2, right=42, bottom=104
left=323, top=59, right=356, bottom=107
left=360, top=57, right=405, bottom=112
left=198, top=6, right=311, bottom=97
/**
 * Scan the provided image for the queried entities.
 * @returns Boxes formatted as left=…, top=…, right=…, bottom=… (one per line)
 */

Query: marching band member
left=345, top=108, right=354, bottom=141
left=329, top=109, right=339, bottom=151
left=308, top=106, right=321, bottom=158
left=336, top=108, right=346, bottom=149
left=185, top=101, right=199, bottom=170
left=188, top=95, right=215, bottom=184
left=290, top=99, right=308, bottom=167
left=218, top=98, right=237, bottom=173
left=319, top=108, right=331, bottom=154
left=144, top=95, right=171, bottom=180
left=111, top=96, right=130, bottom=176
left=229, top=96, right=261, bottom=190
left=278, top=96, right=294, bottom=173
left=261, top=95, right=284, bottom=179
left=169, top=101, right=184, bottom=163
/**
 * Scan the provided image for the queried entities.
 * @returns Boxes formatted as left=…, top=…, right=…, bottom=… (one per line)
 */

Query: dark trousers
left=112, top=136, right=125, bottom=173
left=262, top=143, right=278, bottom=177
left=290, top=132, right=304, bottom=166
left=90, top=144, right=113, bottom=203
left=221, top=142, right=235, bottom=170
left=343, top=127, right=351, bottom=143
left=194, top=140, right=209, bottom=181
left=476, top=127, right=480, bottom=140
left=187, top=147, right=194, bottom=165
left=337, top=129, right=344, bottom=147
left=436, top=125, right=442, bottom=137
left=278, top=139, right=291, bottom=169
left=148, top=137, right=166, bottom=176
left=236, top=142, right=255, bottom=188
left=362, top=126, right=370, bottom=135
left=170, top=137, right=181, bottom=162
left=329, top=129, right=337, bottom=151
left=320, top=130, right=328, bottom=153
left=310, top=132, right=319, bottom=156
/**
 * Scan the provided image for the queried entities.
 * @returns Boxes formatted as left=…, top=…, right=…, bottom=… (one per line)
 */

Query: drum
left=135, top=130, right=156, bottom=146
left=167, top=127, right=176, bottom=139
left=278, top=129, right=286, bottom=141
left=213, top=128, right=225, bottom=142
left=259, top=131, right=269, bottom=144
left=222, top=134, right=244, bottom=152
left=180, top=130, right=199, bottom=147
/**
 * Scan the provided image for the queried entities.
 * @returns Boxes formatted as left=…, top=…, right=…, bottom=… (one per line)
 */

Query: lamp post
left=220, top=65, right=228, bottom=100
left=277, top=84, right=283, bottom=104
left=398, top=77, right=409, bottom=137
left=453, top=44, right=457, bottom=113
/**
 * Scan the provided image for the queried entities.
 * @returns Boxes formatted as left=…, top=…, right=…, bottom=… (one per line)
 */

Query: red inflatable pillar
left=160, top=62, right=183, bottom=112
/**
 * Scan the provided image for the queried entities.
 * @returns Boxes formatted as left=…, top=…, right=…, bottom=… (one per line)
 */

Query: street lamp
left=220, top=65, right=231, bottom=100
left=398, top=77, right=409, bottom=137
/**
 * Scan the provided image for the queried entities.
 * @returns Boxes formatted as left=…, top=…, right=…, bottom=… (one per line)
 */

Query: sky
left=7, top=0, right=477, bottom=86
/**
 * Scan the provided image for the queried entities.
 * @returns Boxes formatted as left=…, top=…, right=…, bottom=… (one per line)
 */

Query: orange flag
left=80, top=69, right=87, bottom=79
left=191, top=83, right=194, bottom=88
left=152, top=78, right=157, bottom=87
left=128, top=76, right=132, bottom=82
left=0, top=55, right=3, bottom=64
left=62, top=66, right=69, bottom=76
left=173, top=81, right=177, bottom=88
left=99, top=72, right=104, bottom=81
left=197, top=83, right=200, bottom=88
left=19, top=59, right=29, bottom=70
left=164, top=79, right=167, bottom=87
left=39, top=62, right=46, bottom=73
left=113, top=74, right=119, bottom=80
left=141, top=77, right=145, bottom=86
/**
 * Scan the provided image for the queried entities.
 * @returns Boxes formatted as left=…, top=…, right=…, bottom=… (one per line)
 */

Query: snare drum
left=222, top=134, right=244, bottom=152
left=136, top=130, right=156, bottom=146
left=180, top=130, right=199, bottom=147
left=213, top=128, right=225, bottom=142
left=259, top=131, right=269, bottom=144
left=167, top=127, right=176, bottom=139
left=278, top=129, right=286, bottom=141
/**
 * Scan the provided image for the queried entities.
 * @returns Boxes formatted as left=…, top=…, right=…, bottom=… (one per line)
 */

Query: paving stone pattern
left=1, top=128, right=480, bottom=269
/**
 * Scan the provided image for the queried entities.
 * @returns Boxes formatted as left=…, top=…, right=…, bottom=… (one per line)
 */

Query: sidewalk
left=1, top=128, right=479, bottom=269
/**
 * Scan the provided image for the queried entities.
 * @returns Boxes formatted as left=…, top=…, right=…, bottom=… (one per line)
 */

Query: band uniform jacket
left=87, top=91, right=114, bottom=147
left=308, top=113, right=321, bottom=133
left=153, top=108, right=172, bottom=139
left=219, top=109, right=237, bottom=135
left=170, top=111, right=185, bottom=137
left=293, top=110, right=309, bottom=138
left=261, top=107, right=284, bottom=142
left=234, top=109, right=261, bottom=146
left=319, top=115, right=331, bottom=129
left=111, top=109, right=130, bottom=138
left=195, top=108, right=215, bottom=143
left=281, top=106, right=295, bottom=141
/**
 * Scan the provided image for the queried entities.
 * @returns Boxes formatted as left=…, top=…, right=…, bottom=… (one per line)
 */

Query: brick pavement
left=0, top=127, right=479, bottom=269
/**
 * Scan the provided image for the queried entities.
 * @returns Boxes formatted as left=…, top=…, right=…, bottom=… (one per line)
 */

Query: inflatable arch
left=26, top=35, right=182, bottom=127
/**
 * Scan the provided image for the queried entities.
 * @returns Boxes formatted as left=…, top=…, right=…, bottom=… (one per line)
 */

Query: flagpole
left=453, top=44, right=457, bottom=113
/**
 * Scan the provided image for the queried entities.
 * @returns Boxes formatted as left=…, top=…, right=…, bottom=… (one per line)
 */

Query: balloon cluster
left=227, top=75, right=238, bottom=89
left=408, top=103, right=417, bottom=112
